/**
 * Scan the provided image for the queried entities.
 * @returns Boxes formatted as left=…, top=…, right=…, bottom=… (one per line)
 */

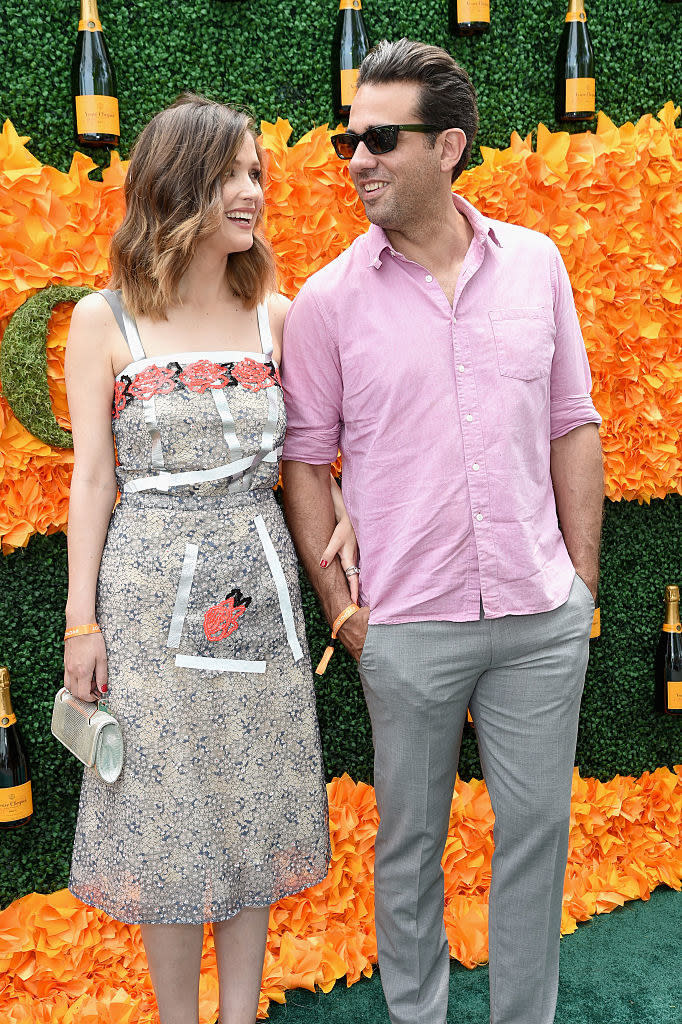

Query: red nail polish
left=101, top=683, right=108, bottom=693
left=320, top=559, right=328, bottom=568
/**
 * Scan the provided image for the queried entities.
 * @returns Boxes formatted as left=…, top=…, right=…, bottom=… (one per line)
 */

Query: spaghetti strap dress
left=68, top=290, right=331, bottom=924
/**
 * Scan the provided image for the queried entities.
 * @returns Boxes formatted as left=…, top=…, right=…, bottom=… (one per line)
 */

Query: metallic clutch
left=51, top=687, right=124, bottom=784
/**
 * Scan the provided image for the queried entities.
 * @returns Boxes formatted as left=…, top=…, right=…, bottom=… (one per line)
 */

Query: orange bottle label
left=340, top=69, right=361, bottom=107
left=458, top=0, right=491, bottom=21
left=589, top=606, right=600, bottom=639
left=565, top=78, right=595, bottom=113
left=667, top=681, right=682, bottom=711
left=76, top=95, right=120, bottom=136
left=0, top=781, right=33, bottom=822
left=566, top=11, right=587, bottom=21
left=662, top=623, right=682, bottom=633
left=339, top=0, right=362, bottom=9
left=0, top=712, right=17, bottom=727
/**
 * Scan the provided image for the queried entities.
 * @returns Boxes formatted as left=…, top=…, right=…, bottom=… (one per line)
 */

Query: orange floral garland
left=0, top=768, right=680, bottom=1021
left=0, top=105, right=681, bottom=553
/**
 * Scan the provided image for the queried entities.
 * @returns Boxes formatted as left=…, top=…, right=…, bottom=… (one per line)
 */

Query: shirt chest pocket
left=489, top=308, right=555, bottom=381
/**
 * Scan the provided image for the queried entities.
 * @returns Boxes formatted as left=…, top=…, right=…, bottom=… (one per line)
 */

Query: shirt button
left=465, top=414, right=473, bottom=422
left=475, top=512, right=484, bottom=522
left=473, top=462, right=480, bottom=471
left=425, top=274, right=433, bottom=282
left=458, top=364, right=465, bottom=372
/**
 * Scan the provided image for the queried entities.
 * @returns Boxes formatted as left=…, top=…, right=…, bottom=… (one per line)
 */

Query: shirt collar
left=366, top=191, right=502, bottom=269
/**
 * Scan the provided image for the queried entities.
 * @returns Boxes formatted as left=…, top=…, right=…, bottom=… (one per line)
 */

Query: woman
left=64, top=94, right=355, bottom=1024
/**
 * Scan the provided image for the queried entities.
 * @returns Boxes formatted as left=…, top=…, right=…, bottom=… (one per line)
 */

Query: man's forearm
left=550, top=423, right=604, bottom=598
left=281, top=460, right=353, bottom=624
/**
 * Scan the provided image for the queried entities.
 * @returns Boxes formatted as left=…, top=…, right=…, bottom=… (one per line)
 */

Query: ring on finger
left=345, top=566, right=360, bottom=578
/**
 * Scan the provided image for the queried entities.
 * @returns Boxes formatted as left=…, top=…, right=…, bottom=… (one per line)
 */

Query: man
left=281, top=38, right=603, bottom=1024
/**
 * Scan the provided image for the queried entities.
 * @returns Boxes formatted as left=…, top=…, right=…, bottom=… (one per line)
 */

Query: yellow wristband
left=316, top=604, right=360, bottom=676
left=64, top=624, right=101, bottom=641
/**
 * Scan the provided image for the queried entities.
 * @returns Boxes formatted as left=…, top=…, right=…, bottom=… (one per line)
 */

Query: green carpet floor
left=267, top=886, right=681, bottom=1023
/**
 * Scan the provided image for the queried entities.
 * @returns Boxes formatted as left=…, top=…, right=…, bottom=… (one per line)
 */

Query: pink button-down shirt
left=282, top=194, right=601, bottom=624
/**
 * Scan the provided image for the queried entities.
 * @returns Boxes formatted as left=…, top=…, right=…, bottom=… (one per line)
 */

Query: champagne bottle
left=0, top=667, right=33, bottom=829
left=449, top=0, right=491, bottom=37
left=655, top=585, right=682, bottom=715
left=71, top=0, right=120, bottom=148
left=331, top=0, right=370, bottom=125
left=555, top=0, right=595, bottom=122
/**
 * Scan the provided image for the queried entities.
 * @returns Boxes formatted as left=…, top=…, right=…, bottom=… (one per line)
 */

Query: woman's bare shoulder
left=267, top=292, right=292, bottom=323
left=67, top=292, right=123, bottom=374
left=69, top=291, right=118, bottom=333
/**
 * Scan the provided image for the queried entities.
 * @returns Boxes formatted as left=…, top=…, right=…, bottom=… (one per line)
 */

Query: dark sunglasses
left=330, top=123, right=441, bottom=159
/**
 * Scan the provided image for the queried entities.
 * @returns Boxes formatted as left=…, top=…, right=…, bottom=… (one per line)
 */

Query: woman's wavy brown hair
left=110, top=94, right=276, bottom=318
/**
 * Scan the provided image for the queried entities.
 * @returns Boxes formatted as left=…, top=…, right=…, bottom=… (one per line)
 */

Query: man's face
left=348, top=81, right=442, bottom=234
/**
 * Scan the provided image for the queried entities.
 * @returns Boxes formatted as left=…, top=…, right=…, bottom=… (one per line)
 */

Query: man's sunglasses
left=330, top=123, right=441, bottom=160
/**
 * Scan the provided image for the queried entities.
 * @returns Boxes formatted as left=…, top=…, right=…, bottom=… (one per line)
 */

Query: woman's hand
left=319, top=513, right=360, bottom=603
left=64, top=632, right=109, bottom=703
left=322, top=473, right=360, bottom=601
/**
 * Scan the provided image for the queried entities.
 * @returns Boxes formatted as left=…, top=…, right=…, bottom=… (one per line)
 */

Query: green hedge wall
left=1, top=496, right=680, bottom=908
left=1, top=1, right=680, bottom=175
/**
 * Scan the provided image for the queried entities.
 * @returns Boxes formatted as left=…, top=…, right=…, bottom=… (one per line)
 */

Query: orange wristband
left=64, top=623, right=101, bottom=641
left=315, top=604, right=360, bottom=675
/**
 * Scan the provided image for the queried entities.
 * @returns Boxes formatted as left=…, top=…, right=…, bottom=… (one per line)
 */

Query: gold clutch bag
left=51, top=687, right=124, bottom=784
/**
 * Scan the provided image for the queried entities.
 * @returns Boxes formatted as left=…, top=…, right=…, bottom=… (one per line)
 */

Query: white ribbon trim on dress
left=143, top=395, right=165, bottom=471
left=166, top=543, right=199, bottom=649
left=123, top=447, right=283, bottom=493
left=174, top=655, right=266, bottom=673
left=254, top=514, right=304, bottom=663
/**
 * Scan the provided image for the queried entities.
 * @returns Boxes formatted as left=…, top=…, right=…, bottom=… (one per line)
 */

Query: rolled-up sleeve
left=281, top=284, right=343, bottom=464
left=549, top=246, right=602, bottom=440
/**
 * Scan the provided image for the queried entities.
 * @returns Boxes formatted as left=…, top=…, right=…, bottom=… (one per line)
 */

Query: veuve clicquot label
left=340, top=69, right=360, bottom=108
left=75, top=94, right=120, bottom=136
left=0, top=781, right=33, bottom=823
left=457, top=0, right=490, bottom=22
left=565, top=77, right=595, bottom=115
left=667, top=672, right=682, bottom=711
left=449, top=0, right=490, bottom=35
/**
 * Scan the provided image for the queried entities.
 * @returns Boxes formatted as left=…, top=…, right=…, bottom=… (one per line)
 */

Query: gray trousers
left=358, top=575, right=594, bottom=1024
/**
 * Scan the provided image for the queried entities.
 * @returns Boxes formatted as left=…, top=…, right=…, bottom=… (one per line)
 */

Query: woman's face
left=215, top=132, right=264, bottom=256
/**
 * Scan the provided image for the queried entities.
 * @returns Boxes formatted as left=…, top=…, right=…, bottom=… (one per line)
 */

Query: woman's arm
left=322, top=474, right=360, bottom=603
left=63, top=294, right=119, bottom=701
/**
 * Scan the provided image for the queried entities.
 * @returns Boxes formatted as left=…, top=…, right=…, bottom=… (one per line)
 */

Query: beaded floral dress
left=68, top=290, right=330, bottom=925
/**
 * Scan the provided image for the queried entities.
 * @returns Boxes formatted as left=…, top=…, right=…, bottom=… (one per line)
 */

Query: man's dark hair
left=357, top=38, right=479, bottom=182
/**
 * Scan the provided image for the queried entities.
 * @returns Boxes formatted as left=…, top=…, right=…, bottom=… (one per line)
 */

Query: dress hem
left=67, top=857, right=331, bottom=926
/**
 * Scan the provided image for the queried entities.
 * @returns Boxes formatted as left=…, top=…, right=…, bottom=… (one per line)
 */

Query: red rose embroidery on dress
left=204, top=588, right=253, bottom=642
left=179, top=360, right=230, bottom=394
left=127, top=365, right=176, bottom=400
left=232, top=358, right=274, bottom=392
left=112, top=380, right=127, bottom=419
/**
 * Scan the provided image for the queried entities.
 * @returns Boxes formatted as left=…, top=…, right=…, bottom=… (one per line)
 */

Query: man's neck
left=384, top=202, right=474, bottom=279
